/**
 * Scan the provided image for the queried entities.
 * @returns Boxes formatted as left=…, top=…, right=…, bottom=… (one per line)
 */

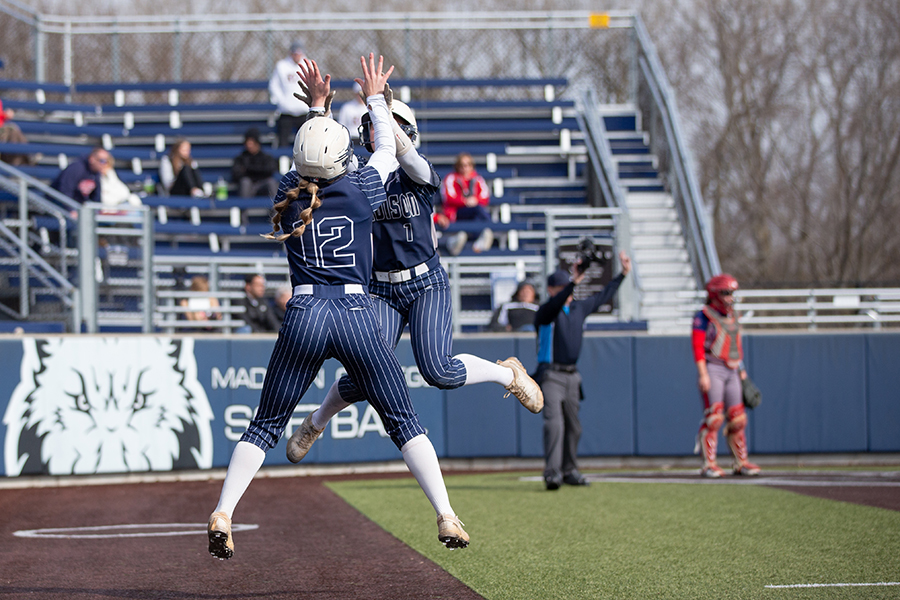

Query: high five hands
left=356, top=53, right=394, bottom=101
left=294, top=59, right=334, bottom=113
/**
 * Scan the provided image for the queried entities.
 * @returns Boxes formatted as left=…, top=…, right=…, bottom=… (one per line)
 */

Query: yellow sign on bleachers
left=589, top=13, right=611, bottom=29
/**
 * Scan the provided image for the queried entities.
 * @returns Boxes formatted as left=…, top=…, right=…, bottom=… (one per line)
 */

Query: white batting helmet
left=293, top=117, right=353, bottom=183
left=358, top=100, right=419, bottom=152
left=390, top=100, right=417, bottom=135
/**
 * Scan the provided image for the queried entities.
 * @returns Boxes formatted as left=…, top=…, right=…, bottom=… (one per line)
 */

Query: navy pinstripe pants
left=338, top=265, right=467, bottom=403
left=241, top=291, right=426, bottom=451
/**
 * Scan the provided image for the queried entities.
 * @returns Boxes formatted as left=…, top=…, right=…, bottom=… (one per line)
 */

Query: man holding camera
left=534, top=250, right=632, bottom=490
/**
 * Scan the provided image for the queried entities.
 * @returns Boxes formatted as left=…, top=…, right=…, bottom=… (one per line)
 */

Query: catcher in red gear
left=691, top=274, right=761, bottom=477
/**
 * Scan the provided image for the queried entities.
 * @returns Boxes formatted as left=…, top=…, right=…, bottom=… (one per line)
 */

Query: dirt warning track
left=0, top=474, right=484, bottom=600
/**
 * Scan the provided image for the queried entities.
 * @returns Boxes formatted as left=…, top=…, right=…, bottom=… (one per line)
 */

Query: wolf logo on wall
left=3, top=337, right=214, bottom=477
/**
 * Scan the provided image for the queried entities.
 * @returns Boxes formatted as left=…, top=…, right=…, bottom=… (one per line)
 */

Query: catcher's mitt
left=742, top=376, right=762, bottom=409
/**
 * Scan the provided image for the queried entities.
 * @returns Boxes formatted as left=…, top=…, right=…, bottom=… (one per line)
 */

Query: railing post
left=142, top=208, right=154, bottom=333
left=545, top=212, right=557, bottom=278
left=164, top=296, right=175, bottom=334
left=449, top=260, right=461, bottom=335
left=18, top=178, right=30, bottom=318
left=71, top=288, right=82, bottom=333
left=404, top=16, right=412, bottom=77
left=807, top=290, right=816, bottom=331
left=629, top=21, right=638, bottom=105
left=34, top=14, right=45, bottom=82
left=112, top=21, right=120, bottom=82
left=78, top=205, right=98, bottom=333
left=616, top=211, right=638, bottom=322
left=63, top=19, right=73, bottom=90
left=174, top=18, right=182, bottom=82
left=265, top=20, right=274, bottom=76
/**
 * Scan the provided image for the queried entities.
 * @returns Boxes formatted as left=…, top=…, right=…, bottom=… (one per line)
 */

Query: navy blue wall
left=0, top=332, right=898, bottom=476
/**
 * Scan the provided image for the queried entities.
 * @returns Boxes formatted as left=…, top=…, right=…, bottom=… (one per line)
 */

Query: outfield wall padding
left=0, top=332, right=897, bottom=476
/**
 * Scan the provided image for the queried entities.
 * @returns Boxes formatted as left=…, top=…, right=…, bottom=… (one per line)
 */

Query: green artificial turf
left=327, top=473, right=900, bottom=600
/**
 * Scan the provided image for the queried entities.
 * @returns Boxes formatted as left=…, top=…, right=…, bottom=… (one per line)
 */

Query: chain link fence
left=1, top=8, right=637, bottom=105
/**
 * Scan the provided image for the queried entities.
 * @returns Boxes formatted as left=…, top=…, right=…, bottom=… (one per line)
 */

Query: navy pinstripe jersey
left=274, top=167, right=387, bottom=287
left=370, top=163, right=441, bottom=272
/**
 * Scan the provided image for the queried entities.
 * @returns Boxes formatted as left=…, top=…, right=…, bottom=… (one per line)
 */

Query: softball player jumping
left=208, top=55, right=468, bottom=560
left=692, top=274, right=761, bottom=478
left=285, top=78, right=543, bottom=468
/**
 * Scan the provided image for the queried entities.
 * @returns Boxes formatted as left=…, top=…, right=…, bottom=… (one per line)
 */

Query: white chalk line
left=14, top=522, right=259, bottom=539
left=593, top=477, right=900, bottom=487
left=519, top=473, right=900, bottom=487
left=765, top=582, right=900, bottom=588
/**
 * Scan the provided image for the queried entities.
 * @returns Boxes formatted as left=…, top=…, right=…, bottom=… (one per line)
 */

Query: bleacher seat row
left=1, top=78, right=663, bottom=332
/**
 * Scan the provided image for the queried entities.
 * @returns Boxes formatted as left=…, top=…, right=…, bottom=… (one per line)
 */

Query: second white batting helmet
left=390, top=100, right=418, bottom=139
left=358, top=100, right=419, bottom=152
left=293, top=117, right=353, bottom=183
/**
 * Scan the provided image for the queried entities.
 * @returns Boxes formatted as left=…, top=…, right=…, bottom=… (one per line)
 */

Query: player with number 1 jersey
left=287, top=84, right=544, bottom=473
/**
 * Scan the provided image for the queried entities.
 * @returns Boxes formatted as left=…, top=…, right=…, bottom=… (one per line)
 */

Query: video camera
left=574, top=237, right=609, bottom=275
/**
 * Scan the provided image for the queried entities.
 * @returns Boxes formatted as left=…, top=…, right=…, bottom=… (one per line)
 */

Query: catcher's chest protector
left=702, top=306, right=742, bottom=369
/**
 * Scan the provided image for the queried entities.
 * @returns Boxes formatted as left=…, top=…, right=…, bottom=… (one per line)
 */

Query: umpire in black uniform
left=534, top=251, right=632, bottom=490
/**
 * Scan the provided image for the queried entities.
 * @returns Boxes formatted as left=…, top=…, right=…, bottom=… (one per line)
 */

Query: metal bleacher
left=0, top=76, right=661, bottom=332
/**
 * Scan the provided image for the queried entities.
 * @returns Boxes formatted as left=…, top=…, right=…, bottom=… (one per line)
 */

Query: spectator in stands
left=0, top=98, right=35, bottom=166
left=238, top=274, right=280, bottom=333
left=534, top=252, right=632, bottom=490
left=338, top=82, right=368, bottom=142
left=180, top=275, right=221, bottom=330
left=489, top=282, right=539, bottom=332
left=269, top=40, right=310, bottom=147
left=51, top=147, right=141, bottom=212
left=231, top=128, right=279, bottom=198
left=159, top=138, right=206, bottom=197
left=438, top=152, right=494, bottom=253
left=98, top=155, right=142, bottom=209
left=273, top=286, right=292, bottom=322
left=51, top=147, right=109, bottom=206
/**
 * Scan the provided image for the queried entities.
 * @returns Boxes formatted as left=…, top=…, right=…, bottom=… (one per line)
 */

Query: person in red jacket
left=691, top=274, right=761, bottom=477
left=436, top=152, right=494, bottom=252
left=0, top=98, right=35, bottom=166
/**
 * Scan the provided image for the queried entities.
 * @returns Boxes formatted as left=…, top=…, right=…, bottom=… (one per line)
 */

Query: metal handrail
left=0, top=161, right=81, bottom=213
left=0, top=161, right=79, bottom=322
left=669, top=288, right=900, bottom=330
left=0, top=220, right=80, bottom=330
left=632, top=15, right=720, bottom=286
left=576, top=89, right=625, bottom=209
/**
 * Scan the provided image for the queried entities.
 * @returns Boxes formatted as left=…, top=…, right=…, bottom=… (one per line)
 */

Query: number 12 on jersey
left=296, top=216, right=357, bottom=269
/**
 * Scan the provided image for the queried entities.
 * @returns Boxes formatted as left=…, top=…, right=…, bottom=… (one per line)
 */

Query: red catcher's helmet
left=706, top=274, right=739, bottom=314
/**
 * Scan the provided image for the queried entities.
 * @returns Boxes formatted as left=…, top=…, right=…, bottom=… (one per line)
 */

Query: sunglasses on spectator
left=720, top=291, right=733, bottom=296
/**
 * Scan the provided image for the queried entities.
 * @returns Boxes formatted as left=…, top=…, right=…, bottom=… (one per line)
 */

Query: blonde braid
left=263, top=178, right=322, bottom=242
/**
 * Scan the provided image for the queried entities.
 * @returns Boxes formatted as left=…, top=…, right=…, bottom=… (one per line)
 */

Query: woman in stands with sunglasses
left=692, top=274, right=761, bottom=478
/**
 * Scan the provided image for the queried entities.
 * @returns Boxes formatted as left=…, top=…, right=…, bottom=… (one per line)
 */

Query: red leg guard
left=726, top=405, right=760, bottom=475
left=696, top=403, right=724, bottom=472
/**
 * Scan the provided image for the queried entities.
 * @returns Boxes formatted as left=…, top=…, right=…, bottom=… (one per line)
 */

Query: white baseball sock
left=401, top=434, right=453, bottom=516
left=214, top=440, right=266, bottom=517
left=312, top=381, right=352, bottom=429
left=456, top=353, right=514, bottom=386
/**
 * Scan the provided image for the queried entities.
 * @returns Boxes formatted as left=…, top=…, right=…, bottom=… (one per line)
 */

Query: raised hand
left=355, top=53, right=394, bottom=101
left=360, top=82, right=393, bottom=110
left=295, top=59, right=333, bottom=110
left=619, top=251, right=632, bottom=275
